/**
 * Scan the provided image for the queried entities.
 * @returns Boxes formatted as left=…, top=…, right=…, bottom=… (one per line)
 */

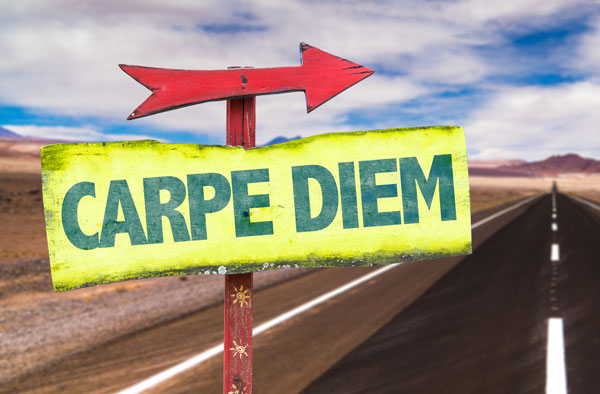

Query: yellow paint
left=230, top=340, right=249, bottom=359
left=42, top=127, right=471, bottom=291
left=228, top=384, right=247, bottom=394
left=231, top=286, right=250, bottom=307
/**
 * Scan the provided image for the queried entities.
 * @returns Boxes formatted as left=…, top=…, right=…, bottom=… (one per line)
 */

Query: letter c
left=62, top=182, right=99, bottom=250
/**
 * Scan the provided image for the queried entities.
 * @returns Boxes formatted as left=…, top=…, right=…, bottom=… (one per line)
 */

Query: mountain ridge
left=471, top=153, right=600, bottom=177
left=0, top=126, right=21, bottom=138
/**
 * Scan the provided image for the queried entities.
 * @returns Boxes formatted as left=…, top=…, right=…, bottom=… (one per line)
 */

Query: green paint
left=292, top=165, right=339, bottom=232
left=359, top=159, right=402, bottom=227
left=143, top=176, right=191, bottom=244
left=231, top=169, right=274, bottom=237
left=187, top=173, right=231, bottom=241
left=61, top=182, right=99, bottom=250
left=400, top=154, right=457, bottom=224
left=99, top=180, right=148, bottom=247
left=338, top=162, right=359, bottom=229
left=42, top=126, right=472, bottom=291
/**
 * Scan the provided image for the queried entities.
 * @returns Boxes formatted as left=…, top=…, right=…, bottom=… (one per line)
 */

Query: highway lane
left=4, top=195, right=542, bottom=394
left=556, top=194, right=600, bottom=393
left=302, top=192, right=600, bottom=394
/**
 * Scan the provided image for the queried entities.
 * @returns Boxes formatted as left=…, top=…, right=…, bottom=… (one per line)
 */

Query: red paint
left=120, top=43, right=374, bottom=119
left=121, top=45, right=374, bottom=394
left=224, top=272, right=253, bottom=394
left=224, top=92, right=255, bottom=393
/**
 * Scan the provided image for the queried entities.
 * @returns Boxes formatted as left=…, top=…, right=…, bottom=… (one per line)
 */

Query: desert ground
left=2, top=148, right=600, bottom=387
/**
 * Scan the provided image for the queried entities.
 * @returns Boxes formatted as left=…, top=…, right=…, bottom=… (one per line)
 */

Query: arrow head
left=299, top=43, right=374, bottom=112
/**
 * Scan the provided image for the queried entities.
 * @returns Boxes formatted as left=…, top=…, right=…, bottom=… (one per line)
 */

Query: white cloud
left=0, top=0, right=594, bottom=157
left=464, top=81, right=600, bottom=159
left=5, top=125, right=168, bottom=142
left=574, top=14, right=600, bottom=75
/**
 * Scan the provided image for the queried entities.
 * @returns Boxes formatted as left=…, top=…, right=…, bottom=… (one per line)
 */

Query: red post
left=224, top=69, right=255, bottom=394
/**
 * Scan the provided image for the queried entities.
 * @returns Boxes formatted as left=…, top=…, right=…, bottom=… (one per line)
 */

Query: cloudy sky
left=1, top=0, right=600, bottom=159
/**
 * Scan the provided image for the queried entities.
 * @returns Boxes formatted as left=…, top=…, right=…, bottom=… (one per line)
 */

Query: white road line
left=570, top=194, right=600, bottom=211
left=552, top=213, right=557, bottom=219
left=116, top=195, right=541, bottom=394
left=471, top=195, right=539, bottom=229
left=552, top=223, right=558, bottom=231
left=551, top=244, right=560, bottom=262
left=253, top=263, right=397, bottom=336
left=546, top=318, right=568, bottom=394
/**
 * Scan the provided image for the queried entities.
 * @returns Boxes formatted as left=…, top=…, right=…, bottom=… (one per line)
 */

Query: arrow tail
left=119, top=65, right=194, bottom=119
left=119, top=65, right=170, bottom=91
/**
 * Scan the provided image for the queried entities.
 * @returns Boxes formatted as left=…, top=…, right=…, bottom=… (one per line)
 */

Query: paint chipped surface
left=42, top=126, right=471, bottom=291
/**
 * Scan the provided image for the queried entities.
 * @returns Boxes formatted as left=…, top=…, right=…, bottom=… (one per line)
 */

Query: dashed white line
left=115, top=195, right=541, bottom=394
left=551, top=244, right=560, bottom=262
left=552, top=213, right=557, bottom=219
left=552, top=223, right=558, bottom=231
left=546, top=318, right=568, bottom=394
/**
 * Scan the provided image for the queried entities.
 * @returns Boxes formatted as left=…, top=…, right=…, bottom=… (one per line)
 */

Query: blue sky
left=1, top=0, right=600, bottom=159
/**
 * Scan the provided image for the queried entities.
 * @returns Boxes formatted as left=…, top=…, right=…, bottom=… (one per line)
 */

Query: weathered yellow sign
left=42, top=126, right=471, bottom=291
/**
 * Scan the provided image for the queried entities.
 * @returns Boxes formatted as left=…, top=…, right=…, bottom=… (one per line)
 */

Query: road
left=5, top=192, right=599, bottom=393
left=302, top=192, right=600, bottom=394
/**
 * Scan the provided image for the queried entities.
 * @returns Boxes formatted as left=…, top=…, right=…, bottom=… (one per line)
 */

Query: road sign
left=120, top=43, right=374, bottom=119
left=41, top=42, right=471, bottom=394
left=42, top=126, right=470, bottom=291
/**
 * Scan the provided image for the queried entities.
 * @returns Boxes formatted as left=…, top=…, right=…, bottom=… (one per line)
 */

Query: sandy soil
left=470, top=174, right=600, bottom=205
left=0, top=172, right=47, bottom=261
left=470, top=174, right=600, bottom=196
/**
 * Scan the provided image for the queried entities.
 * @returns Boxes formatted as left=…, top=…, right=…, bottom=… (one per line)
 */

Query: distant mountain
left=502, top=154, right=600, bottom=176
left=0, top=126, right=21, bottom=138
left=469, top=153, right=600, bottom=177
left=0, top=135, right=69, bottom=158
left=261, top=135, right=302, bottom=146
left=468, top=166, right=534, bottom=177
left=469, top=159, right=527, bottom=168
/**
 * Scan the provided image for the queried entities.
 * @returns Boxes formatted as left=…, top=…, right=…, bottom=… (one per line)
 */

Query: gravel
left=0, top=258, right=311, bottom=384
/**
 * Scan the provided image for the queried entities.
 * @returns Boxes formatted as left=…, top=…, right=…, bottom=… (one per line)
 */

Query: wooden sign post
left=119, top=44, right=373, bottom=393
left=224, top=78, right=255, bottom=393
left=40, top=43, right=473, bottom=394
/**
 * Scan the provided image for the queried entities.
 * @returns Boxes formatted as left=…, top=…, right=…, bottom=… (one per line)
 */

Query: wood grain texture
left=224, top=94, right=255, bottom=394
left=224, top=272, right=253, bottom=394
left=120, top=43, right=374, bottom=119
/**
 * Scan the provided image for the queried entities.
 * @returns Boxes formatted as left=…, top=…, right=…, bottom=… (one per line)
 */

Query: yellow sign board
left=42, top=126, right=471, bottom=291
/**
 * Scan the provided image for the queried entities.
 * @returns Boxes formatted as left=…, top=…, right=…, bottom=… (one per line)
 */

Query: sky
left=1, top=0, right=600, bottom=160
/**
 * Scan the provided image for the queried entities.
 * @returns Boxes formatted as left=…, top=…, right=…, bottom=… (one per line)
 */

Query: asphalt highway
left=302, top=192, right=600, bottom=394
left=8, top=192, right=596, bottom=394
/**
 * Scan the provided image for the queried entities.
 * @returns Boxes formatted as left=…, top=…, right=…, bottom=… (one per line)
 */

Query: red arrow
left=120, top=43, right=374, bottom=120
